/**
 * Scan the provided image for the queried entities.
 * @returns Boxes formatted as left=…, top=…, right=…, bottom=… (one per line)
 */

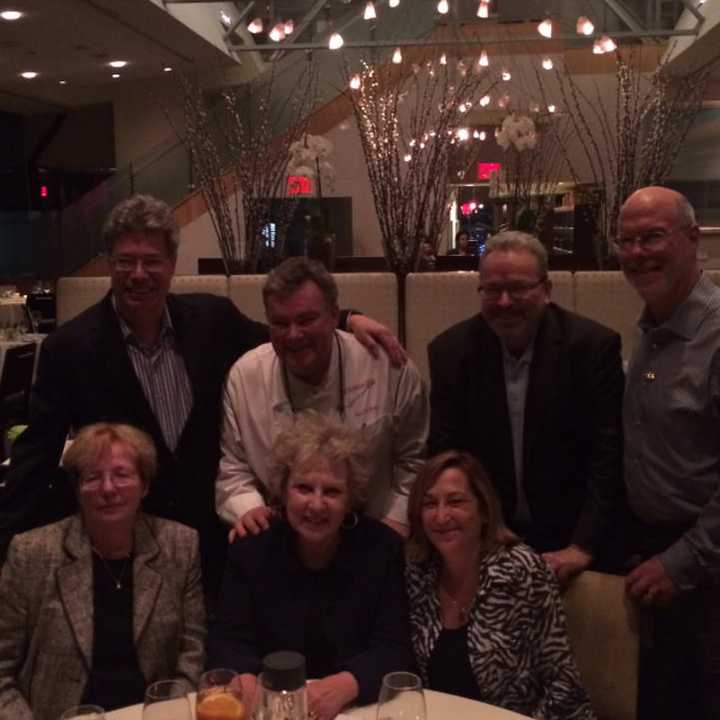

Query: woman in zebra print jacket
left=405, top=450, right=596, bottom=720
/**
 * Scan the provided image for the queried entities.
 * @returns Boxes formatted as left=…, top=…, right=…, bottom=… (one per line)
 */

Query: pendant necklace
left=92, top=546, right=131, bottom=591
left=438, top=583, right=472, bottom=624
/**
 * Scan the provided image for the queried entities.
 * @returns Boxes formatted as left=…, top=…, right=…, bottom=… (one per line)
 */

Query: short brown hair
left=63, top=422, right=157, bottom=487
left=263, top=257, right=338, bottom=311
left=102, top=194, right=179, bottom=258
left=407, top=450, right=517, bottom=563
left=267, top=411, right=368, bottom=509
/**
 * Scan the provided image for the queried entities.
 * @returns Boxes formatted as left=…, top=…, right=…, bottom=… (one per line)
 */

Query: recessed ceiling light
left=163, top=66, right=173, bottom=72
left=108, top=60, right=128, bottom=68
left=0, top=10, right=22, bottom=21
left=112, top=73, right=120, bottom=79
left=59, top=80, right=67, bottom=85
left=20, top=71, right=38, bottom=79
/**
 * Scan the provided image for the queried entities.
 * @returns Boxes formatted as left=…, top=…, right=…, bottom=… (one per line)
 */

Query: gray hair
left=263, top=257, right=338, bottom=310
left=267, top=410, right=369, bottom=509
left=102, top=194, right=179, bottom=258
left=480, top=231, right=548, bottom=278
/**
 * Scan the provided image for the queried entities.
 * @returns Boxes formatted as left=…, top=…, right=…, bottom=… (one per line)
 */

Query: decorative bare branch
left=173, top=60, right=319, bottom=274
left=346, top=55, right=498, bottom=274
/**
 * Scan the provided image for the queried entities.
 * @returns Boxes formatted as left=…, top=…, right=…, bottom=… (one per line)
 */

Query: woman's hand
left=307, top=672, right=359, bottom=720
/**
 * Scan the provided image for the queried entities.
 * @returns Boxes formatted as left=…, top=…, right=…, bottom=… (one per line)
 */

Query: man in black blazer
left=428, top=231, right=624, bottom=581
left=0, top=195, right=402, bottom=598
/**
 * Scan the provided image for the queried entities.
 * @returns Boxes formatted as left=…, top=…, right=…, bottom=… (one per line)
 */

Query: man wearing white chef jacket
left=216, top=257, right=429, bottom=540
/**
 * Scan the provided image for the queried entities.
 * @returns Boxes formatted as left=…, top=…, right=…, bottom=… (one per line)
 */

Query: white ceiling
left=0, top=0, right=236, bottom=113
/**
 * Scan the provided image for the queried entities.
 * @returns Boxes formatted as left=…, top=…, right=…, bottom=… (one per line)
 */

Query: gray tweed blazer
left=0, top=513, right=206, bottom=720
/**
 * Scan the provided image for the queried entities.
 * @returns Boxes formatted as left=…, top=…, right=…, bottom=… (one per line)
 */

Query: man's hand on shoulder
left=626, top=555, right=680, bottom=607
left=347, top=313, right=407, bottom=367
left=228, top=506, right=276, bottom=542
left=542, top=544, right=593, bottom=586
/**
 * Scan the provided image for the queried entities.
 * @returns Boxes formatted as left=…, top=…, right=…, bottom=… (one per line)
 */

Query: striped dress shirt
left=114, top=302, right=193, bottom=452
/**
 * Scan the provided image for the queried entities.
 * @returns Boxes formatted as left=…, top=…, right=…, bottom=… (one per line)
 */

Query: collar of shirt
left=638, top=273, right=720, bottom=341
left=501, top=337, right=535, bottom=373
left=111, top=296, right=176, bottom=352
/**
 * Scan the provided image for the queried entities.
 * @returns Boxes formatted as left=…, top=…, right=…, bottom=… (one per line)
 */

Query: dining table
left=0, top=332, right=46, bottom=380
left=105, top=689, right=531, bottom=720
left=0, top=293, right=27, bottom=328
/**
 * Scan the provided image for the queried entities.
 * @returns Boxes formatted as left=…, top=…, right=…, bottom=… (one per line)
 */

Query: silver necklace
left=438, top=583, right=473, bottom=624
left=92, top=546, right=130, bottom=591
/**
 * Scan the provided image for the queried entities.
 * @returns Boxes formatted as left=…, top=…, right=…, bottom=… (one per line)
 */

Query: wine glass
left=376, top=672, right=426, bottom=720
left=143, top=680, right=193, bottom=720
left=58, top=705, right=105, bottom=720
left=197, top=669, right=245, bottom=720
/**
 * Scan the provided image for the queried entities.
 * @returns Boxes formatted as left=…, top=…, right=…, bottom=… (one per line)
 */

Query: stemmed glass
left=196, top=669, right=245, bottom=720
left=58, top=705, right=105, bottom=720
left=376, top=672, right=426, bottom=720
left=143, top=680, right=193, bottom=720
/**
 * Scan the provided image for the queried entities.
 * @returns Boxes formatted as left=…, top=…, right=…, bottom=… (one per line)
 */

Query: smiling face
left=109, top=230, right=176, bottom=325
left=76, top=441, right=147, bottom=533
left=285, top=455, right=351, bottom=556
left=266, top=280, right=339, bottom=386
left=617, top=187, right=700, bottom=322
left=480, top=248, right=550, bottom=356
left=421, top=467, right=485, bottom=562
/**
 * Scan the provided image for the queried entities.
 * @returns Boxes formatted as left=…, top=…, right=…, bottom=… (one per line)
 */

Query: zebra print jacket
left=406, top=543, right=596, bottom=720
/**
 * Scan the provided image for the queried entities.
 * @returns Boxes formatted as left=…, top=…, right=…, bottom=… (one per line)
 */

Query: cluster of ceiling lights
left=537, top=15, right=616, bottom=54
left=3, top=8, right=173, bottom=85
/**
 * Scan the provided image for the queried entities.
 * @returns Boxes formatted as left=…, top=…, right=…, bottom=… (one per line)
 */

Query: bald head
left=617, top=185, right=700, bottom=322
left=619, top=186, right=696, bottom=229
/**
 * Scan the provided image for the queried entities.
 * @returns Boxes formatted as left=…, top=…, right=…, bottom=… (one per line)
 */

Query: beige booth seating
left=227, top=272, right=400, bottom=333
left=56, top=277, right=111, bottom=326
left=574, top=272, right=644, bottom=362
left=55, top=276, right=230, bottom=326
left=562, top=571, right=639, bottom=720
left=57, top=273, right=398, bottom=339
left=405, top=271, right=574, bottom=383
left=171, top=275, right=229, bottom=297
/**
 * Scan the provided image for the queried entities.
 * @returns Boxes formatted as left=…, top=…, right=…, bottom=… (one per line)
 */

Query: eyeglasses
left=111, top=255, right=168, bottom=273
left=478, top=278, right=546, bottom=301
left=79, top=468, right=140, bottom=491
left=613, top=226, right=688, bottom=253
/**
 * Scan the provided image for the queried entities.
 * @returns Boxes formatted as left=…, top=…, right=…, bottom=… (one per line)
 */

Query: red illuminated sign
left=477, top=162, right=501, bottom=181
left=288, top=175, right=312, bottom=195
left=40, top=185, right=48, bottom=198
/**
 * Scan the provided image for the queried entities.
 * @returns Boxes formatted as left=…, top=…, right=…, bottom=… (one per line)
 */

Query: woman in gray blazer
left=0, top=422, right=206, bottom=720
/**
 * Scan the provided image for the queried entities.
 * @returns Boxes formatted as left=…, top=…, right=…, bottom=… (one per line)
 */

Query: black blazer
left=428, top=303, right=624, bottom=554
left=208, top=516, right=414, bottom=705
left=0, top=292, right=269, bottom=589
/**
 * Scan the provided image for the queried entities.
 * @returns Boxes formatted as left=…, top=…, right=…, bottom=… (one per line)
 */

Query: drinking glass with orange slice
left=196, top=669, right=245, bottom=720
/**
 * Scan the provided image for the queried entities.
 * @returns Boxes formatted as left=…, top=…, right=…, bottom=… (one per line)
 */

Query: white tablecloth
left=0, top=295, right=26, bottom=328
left=105, top=690, right=531, bottom=720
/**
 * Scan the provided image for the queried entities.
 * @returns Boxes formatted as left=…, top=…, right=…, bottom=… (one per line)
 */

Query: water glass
left=143, top=680, right=193, bottom=720
left=197, top=669, right=245, bottom=720
left=376, top=672, right=426, bottom=720
left=58, top=706, right=105, bottom=720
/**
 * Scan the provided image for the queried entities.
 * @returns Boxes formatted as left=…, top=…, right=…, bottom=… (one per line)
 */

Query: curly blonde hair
left=267, top=411, right=369, bottom=509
